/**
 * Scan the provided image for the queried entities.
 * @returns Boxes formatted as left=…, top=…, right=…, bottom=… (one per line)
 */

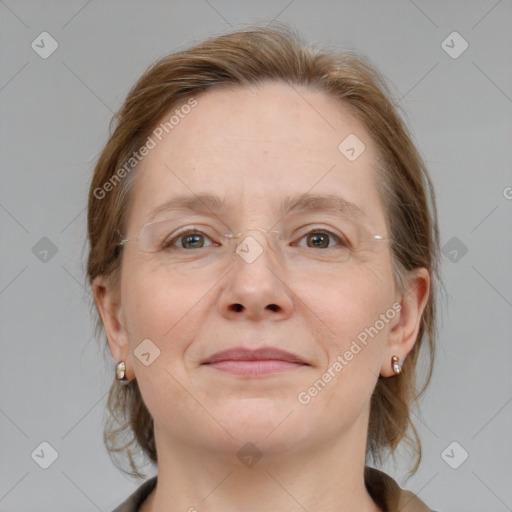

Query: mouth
left=201, top=347, right=309, bottom=377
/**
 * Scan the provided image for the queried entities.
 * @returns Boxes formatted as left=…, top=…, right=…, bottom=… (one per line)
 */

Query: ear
left=93, top=275, right=135, bottom=381
left=380, top=267, right=430, bottom=377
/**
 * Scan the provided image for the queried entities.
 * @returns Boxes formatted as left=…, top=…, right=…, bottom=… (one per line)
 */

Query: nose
left=217, top=227, right=294, bottom=321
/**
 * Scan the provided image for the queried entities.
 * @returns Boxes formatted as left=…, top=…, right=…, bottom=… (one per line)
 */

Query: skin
left=94, top=81, right=429, bottom=512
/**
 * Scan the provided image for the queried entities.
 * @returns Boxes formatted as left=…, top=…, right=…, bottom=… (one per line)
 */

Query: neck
left=141, top=421, right=381, bottom=512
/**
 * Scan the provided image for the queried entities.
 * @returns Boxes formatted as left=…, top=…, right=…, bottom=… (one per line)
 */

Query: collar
left=112, top=467, right=434, bottom=512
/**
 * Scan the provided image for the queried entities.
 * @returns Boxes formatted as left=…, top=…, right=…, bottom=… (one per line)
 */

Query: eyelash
left=163, top=227, right=349, bottom=250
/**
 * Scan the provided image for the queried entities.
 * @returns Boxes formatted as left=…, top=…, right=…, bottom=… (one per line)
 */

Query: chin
left=216, top=401, right=302, bottom=445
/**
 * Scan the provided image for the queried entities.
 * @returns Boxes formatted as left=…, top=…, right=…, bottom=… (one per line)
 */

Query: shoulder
left=365, top=466, right=437, bottom=512
left=111, top=476, right=157, bottom=512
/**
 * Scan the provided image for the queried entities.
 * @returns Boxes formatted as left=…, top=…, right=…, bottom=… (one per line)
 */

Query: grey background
left=1, top=1, right=511, bottom=511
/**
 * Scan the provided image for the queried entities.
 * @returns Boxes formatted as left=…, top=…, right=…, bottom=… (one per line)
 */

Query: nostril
left=229, top=303, right=279, bottom=313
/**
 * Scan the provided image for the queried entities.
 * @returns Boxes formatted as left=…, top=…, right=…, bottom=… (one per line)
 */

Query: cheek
left=121, top=260, right=209, bottom=340
left=122, top=272, right=173, bottom=339
left=120, top=265, right=208, bottom=420
left=300, top=269, right=394, bottom=421
left=298, top=261, right=395, bottom=402
left=120, top=261, right=227, bottom=384
left=296, top=259, right=394, bottom=333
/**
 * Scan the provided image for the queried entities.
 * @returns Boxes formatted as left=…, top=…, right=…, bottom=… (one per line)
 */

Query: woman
left=88, top=25, right=441, bottom=512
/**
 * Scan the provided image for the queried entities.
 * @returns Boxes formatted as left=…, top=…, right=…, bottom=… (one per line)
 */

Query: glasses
left=116, top=216, right=391, bottom=268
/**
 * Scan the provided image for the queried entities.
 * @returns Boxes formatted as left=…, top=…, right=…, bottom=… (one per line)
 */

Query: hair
left=86, top=24, right=442, bottom=479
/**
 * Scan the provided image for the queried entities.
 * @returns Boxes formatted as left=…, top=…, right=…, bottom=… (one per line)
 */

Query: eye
left=163, top=229, right=217, bottom=250
left=294, top=229, right=347, bottom=249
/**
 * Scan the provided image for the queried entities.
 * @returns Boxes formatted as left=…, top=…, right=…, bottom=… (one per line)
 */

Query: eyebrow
left=147, top=193, right=229, bottom=222
left=146, top=192, right=367, bottom=223
left=279, top=192, right=366, bottom=221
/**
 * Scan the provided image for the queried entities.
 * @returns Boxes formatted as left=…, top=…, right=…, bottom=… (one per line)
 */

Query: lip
left=203, top=347, right=307, bottom=364
left=202, top=347, right=308, bottom=377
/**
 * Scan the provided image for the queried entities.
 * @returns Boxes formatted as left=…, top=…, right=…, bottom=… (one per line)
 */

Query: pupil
left=309, top=233, right=328, bottom=248
left=183, top=234, right=203, bottom=248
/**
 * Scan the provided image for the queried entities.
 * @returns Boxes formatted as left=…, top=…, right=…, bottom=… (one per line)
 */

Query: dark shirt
left=112, top=467, right=435, bottom=512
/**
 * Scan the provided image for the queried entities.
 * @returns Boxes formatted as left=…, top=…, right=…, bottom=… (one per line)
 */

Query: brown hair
left=87, top=24, right=442, bottom=479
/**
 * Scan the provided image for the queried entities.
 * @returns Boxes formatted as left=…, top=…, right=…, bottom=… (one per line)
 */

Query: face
left=98, top=81, right=423, bottom=458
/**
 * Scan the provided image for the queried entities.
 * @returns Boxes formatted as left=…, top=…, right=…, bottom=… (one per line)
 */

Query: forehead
left=127, top=81, right=386, bottom=232
left=162, top=81, right=367, bottom=155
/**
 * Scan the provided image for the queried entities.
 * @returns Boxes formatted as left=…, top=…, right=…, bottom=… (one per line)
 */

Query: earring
left=391, top=355, right=402, bottom=375
left=115, top=361, right=127, bottom=381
